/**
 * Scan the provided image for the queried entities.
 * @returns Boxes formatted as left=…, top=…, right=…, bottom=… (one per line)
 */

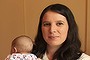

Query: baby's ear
left=14, top=47, right=17, bottom=53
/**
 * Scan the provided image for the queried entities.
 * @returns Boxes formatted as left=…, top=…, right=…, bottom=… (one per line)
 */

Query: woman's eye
left=56, top=22, right=63, bottom=26
left=43, top=22, right=51, bottom=26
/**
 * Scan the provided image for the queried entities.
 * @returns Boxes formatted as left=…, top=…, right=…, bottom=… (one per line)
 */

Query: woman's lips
left=48, top=36, right=59, bottom=39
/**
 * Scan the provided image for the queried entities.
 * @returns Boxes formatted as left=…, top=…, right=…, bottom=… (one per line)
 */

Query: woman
left=32, top=4, right=90, bottom=60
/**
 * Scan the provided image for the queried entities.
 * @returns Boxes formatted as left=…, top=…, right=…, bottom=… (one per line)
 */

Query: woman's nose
left=50, top=24, right=57, bottom=33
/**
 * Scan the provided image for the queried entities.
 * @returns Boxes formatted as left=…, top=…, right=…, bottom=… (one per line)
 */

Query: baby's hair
left=11, top=35, right=33, bottom=53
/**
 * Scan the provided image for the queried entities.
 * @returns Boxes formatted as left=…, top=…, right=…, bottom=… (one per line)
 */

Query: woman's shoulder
left=77, top=53, right=90, bottom=60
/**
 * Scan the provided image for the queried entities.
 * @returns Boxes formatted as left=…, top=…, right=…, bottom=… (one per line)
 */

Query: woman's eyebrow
left=56, top=20, right=65, bottom=23
left=42, top=21, right=50, bottom=23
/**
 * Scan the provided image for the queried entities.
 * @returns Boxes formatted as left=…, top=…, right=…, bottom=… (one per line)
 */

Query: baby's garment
left=5, top=53, right=37, bottom=60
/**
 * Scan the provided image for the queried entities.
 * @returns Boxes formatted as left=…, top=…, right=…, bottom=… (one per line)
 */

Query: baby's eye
left=56, top=22, right=63, bottom=26
left=42, top=22, right=51, bottom=27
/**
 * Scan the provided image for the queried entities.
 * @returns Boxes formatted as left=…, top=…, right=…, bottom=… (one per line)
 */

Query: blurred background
left=0, top=0, right=90, bottom=60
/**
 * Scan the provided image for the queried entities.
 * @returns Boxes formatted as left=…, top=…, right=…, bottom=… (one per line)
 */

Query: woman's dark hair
left=32, top=4, right=82, bottom=60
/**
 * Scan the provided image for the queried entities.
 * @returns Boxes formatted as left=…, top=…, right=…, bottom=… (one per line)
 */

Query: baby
left=5, top=35, right=41, bottom=60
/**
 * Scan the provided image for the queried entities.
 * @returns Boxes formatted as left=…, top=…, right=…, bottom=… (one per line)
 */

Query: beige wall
left=0, top=0, right=25, bottom=59
left=86, top=0, right=90, bottom=55
left=0, top=0, right=89, bottom=60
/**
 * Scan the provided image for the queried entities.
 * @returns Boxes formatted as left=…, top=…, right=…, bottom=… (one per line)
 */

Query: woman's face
left=41, top=11, right=69, bottom=47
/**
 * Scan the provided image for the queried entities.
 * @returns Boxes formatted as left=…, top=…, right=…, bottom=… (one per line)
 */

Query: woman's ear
left=13, top=47, right=17, bottom=53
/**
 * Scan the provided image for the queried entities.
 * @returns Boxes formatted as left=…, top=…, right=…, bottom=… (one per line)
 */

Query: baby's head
left=10, top=35, right=33, bottom=54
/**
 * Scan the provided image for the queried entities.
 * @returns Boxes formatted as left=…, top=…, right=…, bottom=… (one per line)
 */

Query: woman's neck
left=46, top=45, right=60, bottom=60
